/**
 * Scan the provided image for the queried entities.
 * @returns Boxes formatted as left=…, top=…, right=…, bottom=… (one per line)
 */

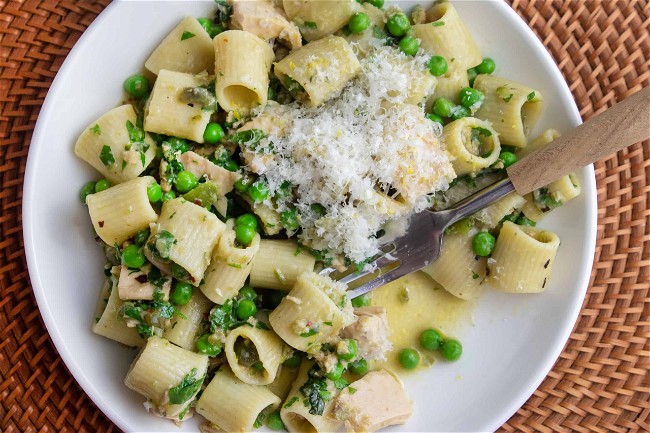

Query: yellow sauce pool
left=370, top=271, right=473, bottom=373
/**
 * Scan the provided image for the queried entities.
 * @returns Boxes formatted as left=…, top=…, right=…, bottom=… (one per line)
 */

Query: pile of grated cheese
left=252, top=44, right=455, bottom=263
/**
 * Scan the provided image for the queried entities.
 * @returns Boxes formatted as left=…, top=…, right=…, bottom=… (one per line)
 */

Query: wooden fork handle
left=507, top=86, right=650, bottom=195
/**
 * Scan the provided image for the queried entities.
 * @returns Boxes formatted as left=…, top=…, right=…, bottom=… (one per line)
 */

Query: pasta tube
left=517, top=128, right=560, bottom=159
left=413, top=3, right=482, bottom=73
left=443, top=117, right=501, bottom=175
left=269, top=272, right=351, bottom=353
left=86, top=176, right=158, bottom=245
left=282, top=0, right=359, bottom=42
left=144, top=69, right=214, bottom=143
left=473, top=193, right=526, bottom=229
left=146, top=198, right=226, bottom=285
left=163, top=290, right=214, bottom=351
left=473, top=75, right=544, bottom=147
left=487, top=221, right=561, bottom=293
left=274, top=36, right=361, bottom=107
left=224, top=325, right=286, bottom=385
left=92, top=272, right=144, bottom=347
left=75, top=104, right=157, bottom=184
left=196, top=365, right=281, bottom=433
left=280, top=361, right=342, bottom=433
left=249, top=240, right=316, bottom=290
left=421, top=233, right=486, bottom=301
left=214, top=30, right=274, bottom=112
left=267, top=365, right=300, bottom=401
left=427, top=70, right=469, bottom=106
left=145, top=16, right=215, bottom=75
left=201, top=227, right=260, bottom=304
left=125, top=336, right=208, bottom=420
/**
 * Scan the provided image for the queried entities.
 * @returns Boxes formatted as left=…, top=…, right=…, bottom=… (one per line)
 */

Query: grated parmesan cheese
left=243, top=44, right=455, bottom=262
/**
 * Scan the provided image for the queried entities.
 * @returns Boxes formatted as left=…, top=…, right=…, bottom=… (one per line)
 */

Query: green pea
left=476, top=57, right=496, bottom=75
left=366, top=0, right=384, bottom=7
left=282, top=352, right=302, bottom=369
left=349, top=358, right=368, bottom=375
left=121, top=244, right=145, bottom=268
left=238, top=285, right=257, bottom=301
left=123, top=74, right=149, bottom=99
left=281, top=208, right=300, bottom=231
left=428, top=55, right=448, bottom=77
left=472, top=231, right=495, bottom=256
left=420, top=328, right=444, bottom=351
left=203, top=122, right=225, bottom=144
left=325, top=362, right=345, bottom=380
left=398, top=348, right=420, bottom=370
left=79, top=181, right=96, bottom=203
left=348, top=12, right=370, bottom=33
left=235, top=213, right=258, bottom=230
left=235, top=224, right=256, bottom=246
left=236, top=299, right=257, bottom=320
left=223, top=159, right=239, bottom=172
left=450, top=105, right=471, bottom=120
left=433, top=97, right=455, bottom=118
left=147, top=182, right=162, bottom=202
left=196, top=333, right=221, bottom=356
left=134, top=229, right=150, bottom=246
left=94, top=179, right=111, bottom=193
left=499, top=151, right=517, bottom=168
left=234, top=174, right=254, bottom=192
left=161, top=190, right=176, bottom=202
left=467, top=67, right=478, bottom=87
left=440, top=338, right=463, bottom=361
left=197, top=17, right=213, bottom=35
left=386, top=13, right=410, bottom=37
left=515, top=215, right=536, bottom=227
left=248, top=179, right=270, bottom=202
left=167, top=137, right=188, bottom=153
left=501, top=213, right=518, bottom=224
left=171, top=262, right=190, bottom=281
left=170, top=282, right=193, bottom=305
left=175, top=170, right=198, bottom=193
left=351, top=293, right=371, bottom=308
left=399, top=36, right=420, bottom=56
left=267, top=411, right=285, bottom=431
left=337, top=339, right=358, bottom=361
left=426, top=113, right=444, bottom=126
left=459, top=87, right=484, bottom=108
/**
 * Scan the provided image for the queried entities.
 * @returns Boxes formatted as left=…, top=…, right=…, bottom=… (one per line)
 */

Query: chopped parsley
left=527, top=91, right=536, bottom=101
left=432, top=21, right=445, bottom=27
left=168, top=368, right=204, bottom=404
left=99, top=145, right=115, bottom=167
left=299, top=366, right=331, bottom=416
left=302, top=21, right=318, bottom=29
left=125, top=120, right=149, bottom=167
left=300, top=324, right=320, bottom=338
left=90, top=124, right=101, bottom=135
left=209, top=299, right=248, bottom=332
left=147, top=230, right=176, bottom=261
left=228, top=129, right=267, bottom=150
left=472, top=271, right=479, bottom=280
left=284, top=396, right=299, bottom=408
left=181, top=31, right=195, bottom=40
left=213, top=0, right=233, bottom=27
left=253, top=411, right=266, bottom=428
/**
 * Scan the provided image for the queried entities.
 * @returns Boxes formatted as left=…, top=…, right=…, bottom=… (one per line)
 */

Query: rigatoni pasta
left=224, top=325, right=286, bottom=385
left=249, top=239, right=316, bottom=290
left=163, top=290, right=214, bottom=350
left=282, top=0, right=358, bottom=41
left=443, top=117, right=501, bottom=175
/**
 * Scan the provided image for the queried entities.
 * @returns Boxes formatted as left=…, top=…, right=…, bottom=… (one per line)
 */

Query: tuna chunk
left=340, top=306, right=392, bottom=361
left=117, top=265, right=171, bottom=301
left=333, top=370, right=413, bottom=432
left=229, top=0, right=302, bottom=50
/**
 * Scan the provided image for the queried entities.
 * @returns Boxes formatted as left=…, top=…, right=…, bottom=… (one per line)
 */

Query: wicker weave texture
left=0, top=1, right=648, bottom=433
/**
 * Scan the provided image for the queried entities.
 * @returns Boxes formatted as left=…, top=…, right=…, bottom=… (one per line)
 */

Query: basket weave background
left=1, top=0, right=648, bottom=432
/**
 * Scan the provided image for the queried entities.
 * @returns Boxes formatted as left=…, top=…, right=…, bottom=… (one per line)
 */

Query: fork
left=322, top=86, right=650, bottom=298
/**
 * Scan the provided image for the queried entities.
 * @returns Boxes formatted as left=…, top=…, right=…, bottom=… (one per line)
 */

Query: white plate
left=23, top=1, right=596, bottom=432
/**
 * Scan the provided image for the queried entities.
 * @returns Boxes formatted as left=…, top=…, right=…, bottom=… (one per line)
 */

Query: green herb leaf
left=372, top=25, right=387, bottom=40
left=472, top=271, right=479, bottom=279
left=99, top=145, right=115, bottom=167
left=181, top=31, right=195, bottom=40
left=527, top=91, right=536, bottom=101
left=284, top=396, right=299, bottom=408
left=168, top=368, right=204, bottom=404
left=300, top=366, right=330, bottom=416
left=90, top=124, right=101, bottom=135
left=210, top=299, right=247, bottom=332
left=302, top=21, right=318, bottom=29
left=332, top=377, right=348, bottom=390
left=147, top=230, right=176, bottom=261
left=432, top=21, right=445, bottom=27
left=228, top=129, right=267, bottom=149
left=300, top=324, right=320, bottom=337
left=472, top=127, right=492, bottom=137
left=253, top=411, right=266, bottom=428
left=126, top=120, right=145, bottom=143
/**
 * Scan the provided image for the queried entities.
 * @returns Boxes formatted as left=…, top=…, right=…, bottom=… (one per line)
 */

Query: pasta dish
left=74, top=1, right=581, bottom=431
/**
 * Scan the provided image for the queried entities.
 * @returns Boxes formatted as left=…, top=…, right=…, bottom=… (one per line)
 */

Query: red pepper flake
left=194, top=199, right=203, bottom=206
left=135, top=275, right=148, bottom=283
left=98, top=221, right=105, bottom=227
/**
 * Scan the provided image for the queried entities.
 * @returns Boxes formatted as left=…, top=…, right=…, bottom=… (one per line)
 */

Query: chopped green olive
left=170, top=282, right=193, bottom=305
left=472, top=231, right=495, bottom=256
left=123, top=74, right=149, bottom=99
left=122, top=244, right=145, bottom=268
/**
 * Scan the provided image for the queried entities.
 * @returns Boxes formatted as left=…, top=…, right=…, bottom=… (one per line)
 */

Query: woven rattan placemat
left=1, top=1, right=648, bottom=432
